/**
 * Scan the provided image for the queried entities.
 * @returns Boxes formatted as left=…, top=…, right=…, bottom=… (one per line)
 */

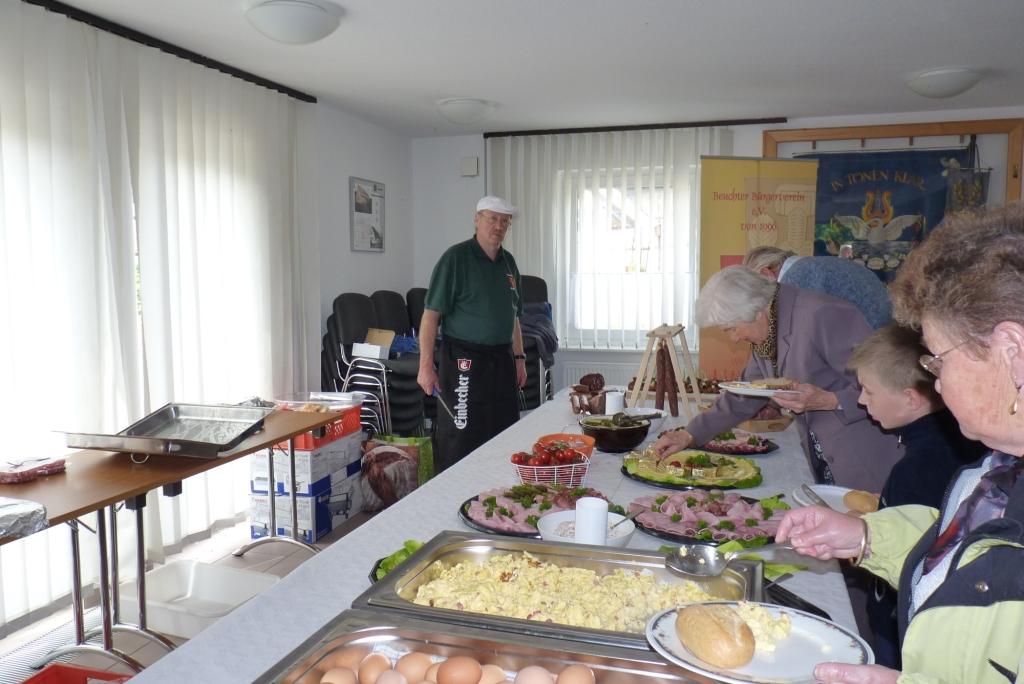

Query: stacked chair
left=322, top=291, right=425, bottom=437
left=520, top=275, right=556, bottom=409
left=405, top=288, right=436, bottom=424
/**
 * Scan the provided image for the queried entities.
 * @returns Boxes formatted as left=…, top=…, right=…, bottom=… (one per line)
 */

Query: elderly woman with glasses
left=776, top=203, right=1024, bottom=684
left=653, top=265, right=901, bottom=492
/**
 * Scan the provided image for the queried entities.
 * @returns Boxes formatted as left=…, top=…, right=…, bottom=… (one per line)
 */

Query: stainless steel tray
left=351, top=530, right=762, bottom=651
left=258, top=608, right=708, bottom=683
left=64, top=403, right=274, bottom=459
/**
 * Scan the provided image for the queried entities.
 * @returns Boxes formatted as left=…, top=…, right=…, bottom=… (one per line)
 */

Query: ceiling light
left=245, top=0, right=343, bottom=45
left=906, top=67, right=982, bottom=99
left=436, top=98, right=496, bottom=125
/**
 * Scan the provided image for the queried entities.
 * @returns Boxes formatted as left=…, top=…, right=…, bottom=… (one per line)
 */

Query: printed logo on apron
left=454, top=371, right=470, bottom=430
left=457, top=358, right=472, bottom=372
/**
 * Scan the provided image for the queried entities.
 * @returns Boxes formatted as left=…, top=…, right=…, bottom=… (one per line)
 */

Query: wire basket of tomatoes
left=510, top=441, right=591, bottom=487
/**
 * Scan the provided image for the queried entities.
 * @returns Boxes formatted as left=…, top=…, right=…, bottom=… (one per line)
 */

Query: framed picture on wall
left=350, top=177, right=385, bottom=252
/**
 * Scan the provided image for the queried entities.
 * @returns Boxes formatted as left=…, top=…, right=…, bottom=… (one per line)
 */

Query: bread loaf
left=675, top=604, right=755, bottom=669
left=843, top=489, right=880, bottom=514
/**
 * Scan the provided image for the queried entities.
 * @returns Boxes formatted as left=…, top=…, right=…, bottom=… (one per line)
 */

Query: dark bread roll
left=579, top=373, right=605, bottom=393
left=675, top=604, right=755, bottom=669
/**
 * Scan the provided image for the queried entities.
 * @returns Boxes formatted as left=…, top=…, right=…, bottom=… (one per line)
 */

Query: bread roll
left=675, top=604, right=755, bottom=669
left=749, top=377, right=794, bottom=390
left=843, top=489, right=880, bottom=514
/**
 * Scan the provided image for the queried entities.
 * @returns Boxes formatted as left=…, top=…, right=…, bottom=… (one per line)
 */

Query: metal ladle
left=665, top=542, right=793, bottom=578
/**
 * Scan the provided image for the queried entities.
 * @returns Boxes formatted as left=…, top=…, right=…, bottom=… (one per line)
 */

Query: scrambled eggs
left=735, top=601, right=791, bottom=652
left=413, top=552, right=713, bottom=633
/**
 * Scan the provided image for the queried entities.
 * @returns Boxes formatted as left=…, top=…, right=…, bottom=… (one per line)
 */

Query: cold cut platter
left=627, top=490, right=790, bottom=545
left=459, top=484, right=624, bottom=538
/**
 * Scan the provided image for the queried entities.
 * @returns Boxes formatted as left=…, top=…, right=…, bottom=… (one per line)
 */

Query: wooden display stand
left=627, top=324, right=703, bottom=420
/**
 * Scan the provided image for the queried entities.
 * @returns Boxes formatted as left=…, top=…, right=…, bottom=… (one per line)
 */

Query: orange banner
left=698, top=157, right=818, bottom=380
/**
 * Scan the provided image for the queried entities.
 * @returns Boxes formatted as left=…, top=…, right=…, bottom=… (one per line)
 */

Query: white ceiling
left=56, top=0, right=1024, bottom=136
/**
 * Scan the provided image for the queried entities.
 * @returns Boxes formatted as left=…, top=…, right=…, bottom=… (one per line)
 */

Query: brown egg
left=395, top=652, right=434, bottom=682
left=435, top=656, right=482, bottom=684
left=323, top=647, right=371, bottom=671
left=514, top=666, right=554, bottom=684
left=359, top=653, right=394, bottom=684
left=555, top=665, right=595, bottom=684
left=376, top=671, right=409, bottom=684
left=478, top=664, right=509, bottom=684
left=424, top=662, right=441, bottom=683
left=319, top=668, right=357, bottom=684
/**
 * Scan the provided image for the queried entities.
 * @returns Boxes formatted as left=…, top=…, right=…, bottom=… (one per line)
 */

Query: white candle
left=574, top=496, right=609, bottom=545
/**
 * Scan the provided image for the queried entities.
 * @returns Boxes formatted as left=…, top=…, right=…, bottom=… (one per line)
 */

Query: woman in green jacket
left=776, top=203, right=1024, bottom=684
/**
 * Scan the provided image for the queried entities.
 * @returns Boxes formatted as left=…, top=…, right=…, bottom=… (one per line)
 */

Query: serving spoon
left=665, top=542, right=793, bottom=578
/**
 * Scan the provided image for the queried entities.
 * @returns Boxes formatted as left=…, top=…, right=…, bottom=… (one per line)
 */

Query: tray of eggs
left=266, top=608, right=698, bottom=684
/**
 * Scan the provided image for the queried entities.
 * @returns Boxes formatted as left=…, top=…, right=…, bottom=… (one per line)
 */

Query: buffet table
left=131, top=391, right=855, bottom=683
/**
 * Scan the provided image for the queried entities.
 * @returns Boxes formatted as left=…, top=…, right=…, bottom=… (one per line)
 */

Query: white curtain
left=488, top=129, right=725, bottom=350
left=0, top=0, right=305, bottom=628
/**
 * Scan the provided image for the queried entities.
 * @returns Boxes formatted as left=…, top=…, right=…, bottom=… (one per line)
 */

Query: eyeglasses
left=919, top=340, right=968, bottom=377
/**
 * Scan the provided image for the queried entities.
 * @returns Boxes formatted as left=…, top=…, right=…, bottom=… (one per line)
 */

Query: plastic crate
left=119, top=559, right=278, bottom=639
left=22, top=663, right=131, bottom=683
left=274, top=405, right=361, bottom=451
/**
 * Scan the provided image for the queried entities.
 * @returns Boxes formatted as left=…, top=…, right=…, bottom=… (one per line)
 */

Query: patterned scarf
left=750, top=285, right=780, bottom=376
left=923, top=451, right=1024, bottom=574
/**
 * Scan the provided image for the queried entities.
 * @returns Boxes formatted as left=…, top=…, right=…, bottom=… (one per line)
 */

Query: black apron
left=433, top=336, right=519, bottom=473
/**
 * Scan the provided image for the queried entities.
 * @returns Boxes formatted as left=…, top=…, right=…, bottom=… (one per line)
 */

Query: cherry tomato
left=527, top=456, right=545, bottom=467
left=511, top=452, right=528, bottom=465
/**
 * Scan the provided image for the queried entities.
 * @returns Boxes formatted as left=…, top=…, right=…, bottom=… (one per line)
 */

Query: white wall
left=294, top=101, right=415, bottom=390
left=410, top=135, right=486, bottom=286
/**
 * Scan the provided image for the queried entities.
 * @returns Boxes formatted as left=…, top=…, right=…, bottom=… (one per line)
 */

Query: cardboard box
left=352, top=328, right=395, bottom=360
left=251, top=431, right=362, bottom=495
left=249, top=471, right=363, bottom=543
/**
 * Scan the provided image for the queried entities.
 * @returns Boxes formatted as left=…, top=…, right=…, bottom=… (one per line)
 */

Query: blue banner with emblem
left=798, top=148, right=970, bottom=282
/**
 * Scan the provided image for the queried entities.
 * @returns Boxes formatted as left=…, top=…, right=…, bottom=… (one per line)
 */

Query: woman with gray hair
left=653, top=266, right=900, bottom=492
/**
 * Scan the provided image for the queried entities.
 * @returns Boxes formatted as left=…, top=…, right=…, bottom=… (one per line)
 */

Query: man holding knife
left=417, top=196, right=528, bottom=472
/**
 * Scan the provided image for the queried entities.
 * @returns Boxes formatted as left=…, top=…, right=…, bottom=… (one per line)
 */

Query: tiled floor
left=0, top=511, right=376, bottom=681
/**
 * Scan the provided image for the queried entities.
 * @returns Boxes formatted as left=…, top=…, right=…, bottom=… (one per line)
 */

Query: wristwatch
left=513, top=354, right=526, bottom=360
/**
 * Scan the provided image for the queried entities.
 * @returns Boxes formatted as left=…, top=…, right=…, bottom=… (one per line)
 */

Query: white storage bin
left=119, top=559, right=278, bottom=639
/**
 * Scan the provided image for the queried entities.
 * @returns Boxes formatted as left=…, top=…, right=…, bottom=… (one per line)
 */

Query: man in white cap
left=417, top=196, right=527, bottom=471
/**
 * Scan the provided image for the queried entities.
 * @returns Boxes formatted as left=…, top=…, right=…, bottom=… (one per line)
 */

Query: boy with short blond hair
left=848, top=324, right=985, bottom=668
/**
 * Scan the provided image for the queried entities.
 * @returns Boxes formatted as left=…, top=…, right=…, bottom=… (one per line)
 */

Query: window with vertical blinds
left=488, top=128, right=725, bottom=351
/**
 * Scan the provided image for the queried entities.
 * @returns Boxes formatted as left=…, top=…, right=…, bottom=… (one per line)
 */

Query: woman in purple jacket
left=653, top=265, right=900, bottom=493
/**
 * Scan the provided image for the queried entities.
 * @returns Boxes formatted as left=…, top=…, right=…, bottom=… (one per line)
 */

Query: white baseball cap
left=476, top=195, right=518, bottom=216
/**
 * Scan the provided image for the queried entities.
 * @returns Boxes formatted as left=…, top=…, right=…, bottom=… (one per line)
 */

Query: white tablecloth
left=132, top=393, right=854, bottom=683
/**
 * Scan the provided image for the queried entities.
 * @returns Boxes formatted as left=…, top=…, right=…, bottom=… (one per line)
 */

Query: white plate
left=720, top=381, right=801, bottom=399
left=647, top=601, right=872, bottom=684
left=790, top=484, right=853, bottom=511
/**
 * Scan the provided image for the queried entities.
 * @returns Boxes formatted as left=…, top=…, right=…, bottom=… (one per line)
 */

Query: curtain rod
left=22, top=0, right=317, bottom=104
left=484, top=117, right=787, bottom=139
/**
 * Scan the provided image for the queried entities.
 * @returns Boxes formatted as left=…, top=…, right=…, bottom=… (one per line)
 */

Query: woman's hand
left=771, top=383, right=838, bottom=414
left=653, top=429, right=693, bottom=457
left=814, top=663, right=900, bottom=684
left=774, top=506, right=865, bottom=561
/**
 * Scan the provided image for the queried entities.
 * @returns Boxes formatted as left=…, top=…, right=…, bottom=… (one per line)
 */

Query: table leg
left=233, top=442, right=317, bottom=557
left=84, top=501, right=175, bottom=652
left=31, top=516, right=143, bottom=672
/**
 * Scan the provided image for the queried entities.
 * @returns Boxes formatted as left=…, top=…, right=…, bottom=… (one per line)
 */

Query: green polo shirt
left=425, top=237, right=523, bottom=346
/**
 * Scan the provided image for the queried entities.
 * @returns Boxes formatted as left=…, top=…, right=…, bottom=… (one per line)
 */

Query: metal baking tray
left=351, top=530, right=762, bottom=651
left=258, top=608, right=703, bottom=683
left=64, top=403, right=274, bottom=459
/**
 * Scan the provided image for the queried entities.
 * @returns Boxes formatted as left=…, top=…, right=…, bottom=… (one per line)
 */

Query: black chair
left=406, top=287, right=427, bottom=335
left=518, top=275, right=556, bottom=408
left=371, top=290, right=412, bottom=336
left=521, top=275, right=548, bottom=304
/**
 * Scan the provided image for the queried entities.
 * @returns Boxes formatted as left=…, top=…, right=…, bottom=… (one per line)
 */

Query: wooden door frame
left=762, top=119, right=1023, bottom=202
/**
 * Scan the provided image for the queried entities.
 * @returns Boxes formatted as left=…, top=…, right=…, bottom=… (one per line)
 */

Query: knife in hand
left=801, top=483, right=834, bottom=510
